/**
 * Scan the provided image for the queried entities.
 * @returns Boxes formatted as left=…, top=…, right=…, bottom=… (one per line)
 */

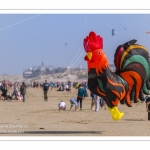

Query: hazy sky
left=0, top=14, right=150, bottom=75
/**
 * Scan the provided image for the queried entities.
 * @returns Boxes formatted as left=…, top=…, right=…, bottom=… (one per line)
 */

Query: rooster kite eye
left=97, top=51, right=101, bottom=55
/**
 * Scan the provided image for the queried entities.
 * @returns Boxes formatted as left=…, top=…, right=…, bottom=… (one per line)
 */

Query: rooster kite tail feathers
left=114, top=39, right=150, bottom=96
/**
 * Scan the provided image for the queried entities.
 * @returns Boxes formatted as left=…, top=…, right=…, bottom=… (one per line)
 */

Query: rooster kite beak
left=86, top=52, right=92, bottom=60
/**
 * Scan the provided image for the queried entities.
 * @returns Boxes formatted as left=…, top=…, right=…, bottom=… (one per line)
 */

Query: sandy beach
left=0, top=86, right=150, bottom=137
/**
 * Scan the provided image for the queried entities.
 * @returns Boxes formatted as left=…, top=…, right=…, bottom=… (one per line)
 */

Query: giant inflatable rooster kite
left=83, top=31, right=150, bottom=121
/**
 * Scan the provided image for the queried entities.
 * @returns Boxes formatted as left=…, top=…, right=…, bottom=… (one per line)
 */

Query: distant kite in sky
left=146, top=31, right=150, bottom=34
left=65, top=43, right=68, bottom=46
left=112, top=29, right=115, bottom=36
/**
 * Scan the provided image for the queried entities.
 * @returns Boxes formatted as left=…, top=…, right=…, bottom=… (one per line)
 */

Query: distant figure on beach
left=93, top=94, right=106, bottom=112
left=0, top=81, right=2, bottom=90
left=57, top=85, right=64, bottom=91
left=145, top=96, right=150, bottom=112
left=90, top=92, right=95, bottom=110
left=83, top=82, right=88, bottom=97
left=77, top=84, right=86, bottom=110
left=70, top=98, right=79, bottom=111
left=68, top=81, right=71, bottom=88
left=42, top=80, right=50, bottom=102
left=93, top=94, right=100, bottom=112
left=1, top=80, right=8, bottom=100
left=12, top=84, right=19, bottom=100
left=49, top=82, right=54, bottom=91
left=58, top=101, right=66, bottom=110
left=65, top=84, right=71, bottom=93
left=20, top=82, right=27, bottom=102
left=100, top=97, right=107, bottom=110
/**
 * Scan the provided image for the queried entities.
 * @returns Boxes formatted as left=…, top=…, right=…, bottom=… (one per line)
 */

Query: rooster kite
left=83, top=31, right=150, bottom=121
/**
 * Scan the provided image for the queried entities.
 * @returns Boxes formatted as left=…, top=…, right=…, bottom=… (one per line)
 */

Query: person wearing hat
left=145, top=96, right=150, bottom=112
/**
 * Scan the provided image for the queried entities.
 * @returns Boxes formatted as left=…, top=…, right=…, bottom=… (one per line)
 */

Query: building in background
left=23, top=62, right=66, bottom=78
left=23, top=62, right=116, bottom=78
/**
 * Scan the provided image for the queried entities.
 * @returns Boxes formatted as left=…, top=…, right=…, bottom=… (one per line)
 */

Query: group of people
left=55, top=82, right=87, bottom=111
left=42, top=80, right=72, bottom=101
left=0, top=80, right=27, bottom=102
left=57, top=82, right=107, bottom=112
left=56, top=82, right=71, bottom=93
left=2, top=79, right=150, bottom=113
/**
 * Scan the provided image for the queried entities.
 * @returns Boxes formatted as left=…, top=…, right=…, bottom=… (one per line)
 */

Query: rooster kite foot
left=108, top=107, right=124, bottom=121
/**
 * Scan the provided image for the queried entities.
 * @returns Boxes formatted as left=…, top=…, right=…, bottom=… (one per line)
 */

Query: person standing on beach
left=93, top=94, right=100, bottom=112
left=20, top=82, right=27, bottom=102
left=42, top=80, right=50, bottom=101
left=1, top=80, right=8, bottom=100
left=90, top=92, right=95, bottom=110
left=77, top=84, right=86, bottom=110
left=83, top=82, right=88, bottom=97
left=93, top=94, right=106, bottom=112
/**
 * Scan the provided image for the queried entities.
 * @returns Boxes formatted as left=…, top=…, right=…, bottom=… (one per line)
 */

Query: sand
left=0, top=87, right=150, bottom=136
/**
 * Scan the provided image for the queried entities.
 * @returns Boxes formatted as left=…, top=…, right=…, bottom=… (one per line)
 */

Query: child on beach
left=58, top=101, right=66, bottom=110
left=77, top=84, right=86, bottom=110
left=70, top=98, right=79, bottom=111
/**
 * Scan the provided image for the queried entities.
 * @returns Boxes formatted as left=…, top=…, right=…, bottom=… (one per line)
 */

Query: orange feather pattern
left=97, top=87, right=106, bottom=96
left=120, top=71, right=142, bottom=101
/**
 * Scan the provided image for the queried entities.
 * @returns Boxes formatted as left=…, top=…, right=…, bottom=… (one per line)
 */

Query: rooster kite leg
left=108, top=107, right=124, bottom=121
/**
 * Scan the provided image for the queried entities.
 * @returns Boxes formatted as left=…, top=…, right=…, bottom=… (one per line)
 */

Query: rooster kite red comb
left=83, top=31, right=103, bottom=52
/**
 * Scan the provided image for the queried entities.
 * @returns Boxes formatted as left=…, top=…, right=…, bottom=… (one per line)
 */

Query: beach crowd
left=0, top=79, right=107, bottom=112
left=2, top=79, right=148, bottom=112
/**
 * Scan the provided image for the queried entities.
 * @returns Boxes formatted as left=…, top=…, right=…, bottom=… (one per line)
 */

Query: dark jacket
left=43, top=83, right=49, bottom=91
left=20, top=85, right=26, bottom=95
left=1, top=84, right=8, bottom=92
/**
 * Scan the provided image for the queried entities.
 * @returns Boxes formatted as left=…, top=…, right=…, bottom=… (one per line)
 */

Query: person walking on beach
left=42, top=80, right=50, bottom=101
left=77, top=84, right=86, bottom=110
left=20, top=82, right=27, bottom=102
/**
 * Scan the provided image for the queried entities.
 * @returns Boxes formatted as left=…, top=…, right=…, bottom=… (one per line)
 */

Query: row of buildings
left=23, top=62, right=82, bottom=78
left=23, top=62, right=116, bottom=79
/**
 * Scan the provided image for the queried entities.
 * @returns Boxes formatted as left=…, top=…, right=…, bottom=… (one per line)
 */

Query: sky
left=0, top=14, right=150, bottom=75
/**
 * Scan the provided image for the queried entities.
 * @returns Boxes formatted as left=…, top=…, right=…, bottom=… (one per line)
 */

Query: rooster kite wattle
left=83, top=31, right=150, bottom=121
